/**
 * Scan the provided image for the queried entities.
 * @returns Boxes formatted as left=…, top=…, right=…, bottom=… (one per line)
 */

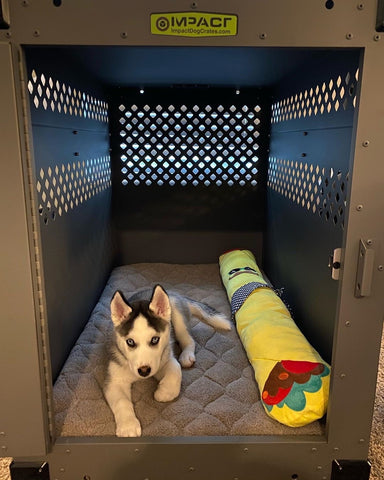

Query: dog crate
left=1, top=1, right=384, bottom=479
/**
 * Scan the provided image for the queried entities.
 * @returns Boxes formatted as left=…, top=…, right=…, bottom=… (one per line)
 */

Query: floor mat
left=53, top=263, right=324, bottom=437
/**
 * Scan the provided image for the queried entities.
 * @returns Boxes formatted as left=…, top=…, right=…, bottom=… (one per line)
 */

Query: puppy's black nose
left=138, top=366, right=151, bottom=377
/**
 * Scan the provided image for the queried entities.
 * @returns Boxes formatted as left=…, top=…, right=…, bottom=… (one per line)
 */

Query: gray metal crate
left=1, top=1, right=383, bottom=479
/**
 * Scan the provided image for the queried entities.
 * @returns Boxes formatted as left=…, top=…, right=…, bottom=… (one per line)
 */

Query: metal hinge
left=17, top=46, right=56, bottom=439
left=355, top=239, right=375, bottom=297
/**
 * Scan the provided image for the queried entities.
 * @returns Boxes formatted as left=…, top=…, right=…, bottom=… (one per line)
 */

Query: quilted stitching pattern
left=53, top=264, right=324, bottom=437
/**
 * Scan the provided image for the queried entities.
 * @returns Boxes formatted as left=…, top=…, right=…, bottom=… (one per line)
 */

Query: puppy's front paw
left=179, top=350, right=196, bottom=368
left=116, top=418, right=142, bottom=437
left=154, top=385, right=180, bottom=403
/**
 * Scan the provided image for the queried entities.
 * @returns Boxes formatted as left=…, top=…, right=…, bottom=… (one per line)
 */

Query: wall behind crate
left=265, top=49, right=362, bottom=362
left=25, top=48, right=115, bottom=380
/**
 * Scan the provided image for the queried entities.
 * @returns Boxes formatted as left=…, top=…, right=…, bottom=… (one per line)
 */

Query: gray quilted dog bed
left=53, top=263, right=325, bottom=437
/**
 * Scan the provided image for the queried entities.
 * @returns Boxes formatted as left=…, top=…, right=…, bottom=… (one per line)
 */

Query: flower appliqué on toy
left=262, top=360, right=330, bottom=412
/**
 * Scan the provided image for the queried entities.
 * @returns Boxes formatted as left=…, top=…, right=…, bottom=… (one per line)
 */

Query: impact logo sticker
left=151, top=12, right=238, bottom=37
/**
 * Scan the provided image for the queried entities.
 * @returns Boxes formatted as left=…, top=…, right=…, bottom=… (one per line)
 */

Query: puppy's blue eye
left=126, top=338, right=136, bottom=348
left=150, top=336, right=160, bottom=346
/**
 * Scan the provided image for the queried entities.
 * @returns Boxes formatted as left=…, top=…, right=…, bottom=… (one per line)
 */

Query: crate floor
left=53, top=263, right=324, bottom=437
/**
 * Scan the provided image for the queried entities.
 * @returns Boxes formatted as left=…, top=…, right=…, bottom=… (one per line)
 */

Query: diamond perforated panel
left=271, top=69, right=359, bottom=123
left=118, top=102, right=261, bottom=187
left=36, top=157, right=111, bottom=225
left=27, top=69, right=109, bottom=122
left=268, top=157, right=348, bottom=229
left=110, top=88, right=269, bottom=231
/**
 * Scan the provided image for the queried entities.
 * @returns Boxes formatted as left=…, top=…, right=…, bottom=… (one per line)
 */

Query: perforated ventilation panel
left=111, top=88, right=268, bottom=231
left=271, top=69, right=359, bottom=123
left=27, top=68, right=111, bottom=225
left=118, top=101, right=261, bottom=187
left=36, top=157, right=111, bottom=225
left=268, top=157, right=348, bottom=229
left=27, top=69, right=109, bottom=122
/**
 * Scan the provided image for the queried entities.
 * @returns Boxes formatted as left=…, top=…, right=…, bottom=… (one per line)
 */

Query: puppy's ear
left=110, top=291, right=132, bottom=326
left=149, top=285, right=171, bottom=322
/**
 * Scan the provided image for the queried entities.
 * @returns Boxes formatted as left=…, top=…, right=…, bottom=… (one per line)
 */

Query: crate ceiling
left=26, top=46, right=341, bottom=88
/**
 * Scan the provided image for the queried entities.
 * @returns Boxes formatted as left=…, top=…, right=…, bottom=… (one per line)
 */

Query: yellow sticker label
left=151, top=12, right=238, bottom=37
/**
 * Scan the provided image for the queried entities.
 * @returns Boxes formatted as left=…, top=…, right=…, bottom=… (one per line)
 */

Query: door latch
left=355, top=239, right=375, bottom=297
left=329, top=248, right=342, bottom=280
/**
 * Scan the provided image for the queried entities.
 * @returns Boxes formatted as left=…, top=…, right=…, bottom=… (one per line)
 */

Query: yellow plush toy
left=219, top=249, right=330, bottom=427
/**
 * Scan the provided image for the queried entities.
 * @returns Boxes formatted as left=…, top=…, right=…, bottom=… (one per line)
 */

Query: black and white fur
left=104, top=285, right=231, bottom=437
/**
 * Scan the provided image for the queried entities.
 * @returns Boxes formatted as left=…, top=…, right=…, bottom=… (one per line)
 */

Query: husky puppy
left=104, top=284, right=231, bottom=437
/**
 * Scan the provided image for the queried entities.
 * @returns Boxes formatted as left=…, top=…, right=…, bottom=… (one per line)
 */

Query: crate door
left=266, top=50, right=362, bottom=363
left=0, top=44, right=49, bottom=457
